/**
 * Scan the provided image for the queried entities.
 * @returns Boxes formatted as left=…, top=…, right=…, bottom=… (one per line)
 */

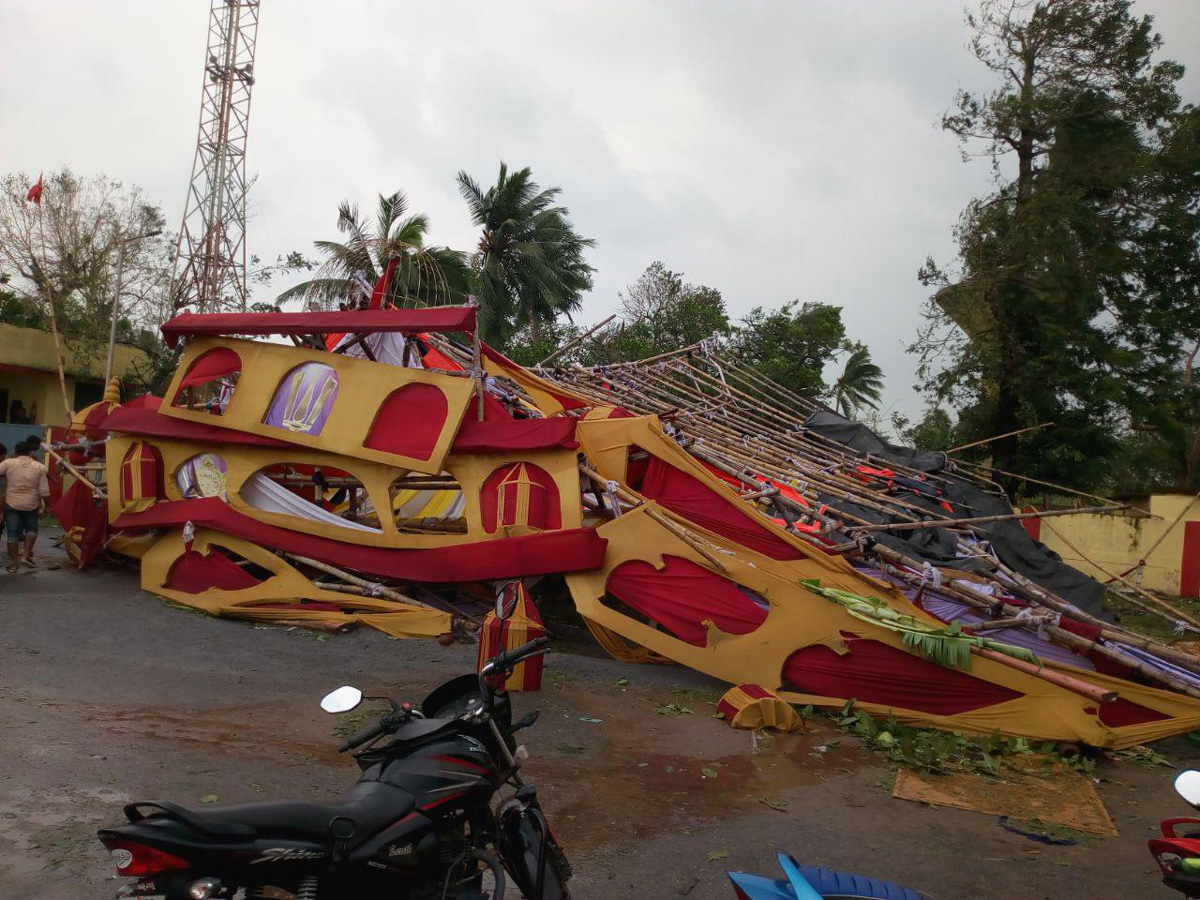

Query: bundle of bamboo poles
left=429, top=333, right=1200, bottom=697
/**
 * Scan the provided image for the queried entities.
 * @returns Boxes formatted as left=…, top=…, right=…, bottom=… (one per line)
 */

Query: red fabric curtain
left=363, top=383, right=449, bottom=461
left=50, top=480, right=109, bottom=570
left=114, top=499, right=607, bottom=583
left=453, top=418, right=577, bottom=454
left=781, top=637, right=1022, bottom=715
left=639, top=456, right=803, bottom=561
left=165, top=549, right=261, bottom=593
left=605, top=555, right=768, bottom=647
left=179, top=347, right=241, bottom=387
left=103, top=404, right=292, bottom=449
left=480, top=463, right=562, bottom=533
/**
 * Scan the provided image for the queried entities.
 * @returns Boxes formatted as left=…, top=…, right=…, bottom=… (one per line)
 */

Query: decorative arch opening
left=119, top=441, right=166, bottom=514
left=364, top=383, right=448, bottom=461
left=176, top=452, right=228, bottom=500
left=172, top=347, right=241, bottom=416
left=602, top=555, right=769, bottom=647
left=240, top=462, right=381, bottom=533
left=389, top=471, right=467, bottom=535
left=263, top=362, right=339, bottom=436
left=480, top=462, right=561, bottom=535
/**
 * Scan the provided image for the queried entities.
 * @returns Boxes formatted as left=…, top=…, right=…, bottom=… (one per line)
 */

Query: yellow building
left=0, top=322, right=150, bottom=428
left=1030, top=495, right=1200, bottom=599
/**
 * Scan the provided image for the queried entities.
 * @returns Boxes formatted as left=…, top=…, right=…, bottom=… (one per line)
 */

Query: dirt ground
left=2, top=534, right=1198, bottom=900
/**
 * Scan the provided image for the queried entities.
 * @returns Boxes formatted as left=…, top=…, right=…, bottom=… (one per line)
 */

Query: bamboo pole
left=538, top=314, right=616, bottom=366
left=847, top=504, right=1129, bottom=535
left=280, top=552, right=439, bottom=611
left=1134, top=489, right=1200, bottom=566
left=953, top=457, right=1153, bottom=518
left=947, top=422, right=1054, bottom=454
left=1038, top=517, right=1200, bottom=631
left=973, top=648, right=1117, bottom=704
left=41, top=441, right=105, bottom=498
left=33, top=200, right=74, bottom=421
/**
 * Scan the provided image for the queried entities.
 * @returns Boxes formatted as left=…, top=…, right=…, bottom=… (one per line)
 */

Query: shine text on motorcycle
left=320, top=685, right=363, bottom=714
left=1175, top=770, right=1200, bottom=809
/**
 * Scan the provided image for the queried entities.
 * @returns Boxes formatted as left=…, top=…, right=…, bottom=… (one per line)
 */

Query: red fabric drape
left=452, top=418, right=577, bottom=453
left=165, top=549, right=261, bottom=593
left=363, top=383, right=449, bottom=461
left=162, top=307, right=476, bottom=348
left=179, top=347, right=241, bottom=387
left=421, top=341, right=462, bottom=371
left=480, top=343, right=590, bottom=411
left=50, top=480, right=109, bottom=569
left=480, top=463, right=562, bottom=533
left=639, top=457, right=803, bottom=561
left=1096, top=697, right=1170, bottom=727
left=605, top=555, right=769, bottom=647
left=114, top=499, right=607, bottom=582
left=781, top=637, right=1023, bottom=715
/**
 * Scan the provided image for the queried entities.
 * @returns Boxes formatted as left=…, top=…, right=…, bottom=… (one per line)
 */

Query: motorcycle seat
left=185, top=780, right=414, bottom=843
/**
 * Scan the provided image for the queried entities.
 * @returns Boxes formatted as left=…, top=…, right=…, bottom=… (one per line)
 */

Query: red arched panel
left=364, top=383, right=449, bottom=461
left=1096, top=697, right=1169, bottom=727
left=639, top=455, right=803, bottom=560
left=178, top=347, right=241, bottom=389
left=120, top=441, right=166, bottom=509
left=605, top=555, right=769, bottom=647
left=782, top=637, right=1022, bottom=715
left=165, top=549, right=261, bottom=593
left=480, top=462, right=562, bottom=533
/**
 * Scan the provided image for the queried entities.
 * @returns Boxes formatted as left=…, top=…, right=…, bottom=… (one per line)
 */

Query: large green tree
left=729, top=300, right=848, bottom=399
left=913, top=0, right=1199, bottom=490
left=457, top=163, right=595, bottom=345
left=277, top=191, right=469, bottom=310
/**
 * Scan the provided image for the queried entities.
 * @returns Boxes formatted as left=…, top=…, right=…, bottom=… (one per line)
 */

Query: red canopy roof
left=161, top=306, right=476, bottom=348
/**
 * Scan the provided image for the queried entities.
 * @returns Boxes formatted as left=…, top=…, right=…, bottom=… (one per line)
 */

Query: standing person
left=0, top=442, right=7, bottom=519
left=0, top=439, right=49, bottom=573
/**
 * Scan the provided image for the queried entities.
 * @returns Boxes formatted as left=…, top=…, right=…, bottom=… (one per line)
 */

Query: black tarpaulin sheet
left=806, top=413, right=1109, bottom=620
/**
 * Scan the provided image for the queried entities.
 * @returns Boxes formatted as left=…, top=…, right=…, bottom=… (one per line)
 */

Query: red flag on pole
left=25, top=173, right=43, bottom=205
left=369, top=256, right=400, bottom=310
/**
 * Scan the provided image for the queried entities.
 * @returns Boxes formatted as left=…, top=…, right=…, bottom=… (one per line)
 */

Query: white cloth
left=241, top=473, right=380, bottom=533
left=336, top=332, right=424, bottom=369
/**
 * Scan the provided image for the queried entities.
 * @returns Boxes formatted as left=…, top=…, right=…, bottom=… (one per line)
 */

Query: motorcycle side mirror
left=320, top=686, right=363, bottom=714
left=1175, top=770, right=1200, bottom=809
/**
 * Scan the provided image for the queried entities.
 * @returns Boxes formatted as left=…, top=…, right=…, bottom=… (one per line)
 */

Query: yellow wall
left=1037, top=494, right=1200, bottom=597
left=0, top=323, right=148, bottom=427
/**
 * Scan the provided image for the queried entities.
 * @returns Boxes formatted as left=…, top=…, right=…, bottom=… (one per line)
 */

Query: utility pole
left=171, top=0, right=261, bottom=313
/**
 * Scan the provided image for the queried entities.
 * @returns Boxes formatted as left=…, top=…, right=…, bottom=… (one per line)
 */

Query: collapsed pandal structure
left=51, top=304, right=1200, bottom=749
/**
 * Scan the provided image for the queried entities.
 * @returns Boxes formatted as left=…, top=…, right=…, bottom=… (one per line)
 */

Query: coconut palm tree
left=832, top=346, right=884, bottom=417
left=276, top=191, right=469, bottom=310
left=456, top=163, right=595, bottom=344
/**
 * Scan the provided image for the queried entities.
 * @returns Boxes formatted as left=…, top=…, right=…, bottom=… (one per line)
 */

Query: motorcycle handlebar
left=337, top=717, right=391, bottom=753
left=488, top=636, right=551, bottom=671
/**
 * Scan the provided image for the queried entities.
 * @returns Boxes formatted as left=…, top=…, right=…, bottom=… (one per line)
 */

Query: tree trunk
left=530, top=313, right=540, bottom=346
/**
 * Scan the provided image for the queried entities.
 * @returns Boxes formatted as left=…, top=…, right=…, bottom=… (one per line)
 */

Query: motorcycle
left=1150, top=769, right=1200, bottom=898
left=97, top=636, right=571, bottom=900
left=728, top=850, right=922, bottom=900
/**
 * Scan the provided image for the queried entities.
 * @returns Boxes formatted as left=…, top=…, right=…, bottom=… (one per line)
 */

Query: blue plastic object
left=728, top=852, right=921, bottom=900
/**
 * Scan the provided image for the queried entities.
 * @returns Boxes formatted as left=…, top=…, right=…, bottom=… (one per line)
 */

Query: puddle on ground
left=537, top=716, right=868, bottom=851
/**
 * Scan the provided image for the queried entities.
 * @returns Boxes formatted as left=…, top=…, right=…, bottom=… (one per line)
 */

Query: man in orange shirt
left=0, top=439, right=49, bottom=573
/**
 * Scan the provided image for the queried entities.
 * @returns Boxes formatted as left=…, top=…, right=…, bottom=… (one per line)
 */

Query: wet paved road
left=1, top=542, right=1194, bottom=899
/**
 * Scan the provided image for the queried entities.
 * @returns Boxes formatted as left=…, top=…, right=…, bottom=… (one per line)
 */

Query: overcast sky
left=3, top=1, right=1198, bottom=420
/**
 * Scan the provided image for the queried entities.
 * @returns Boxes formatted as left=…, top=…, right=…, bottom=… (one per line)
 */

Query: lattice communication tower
left=171, top=0, right=261, bottom=312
